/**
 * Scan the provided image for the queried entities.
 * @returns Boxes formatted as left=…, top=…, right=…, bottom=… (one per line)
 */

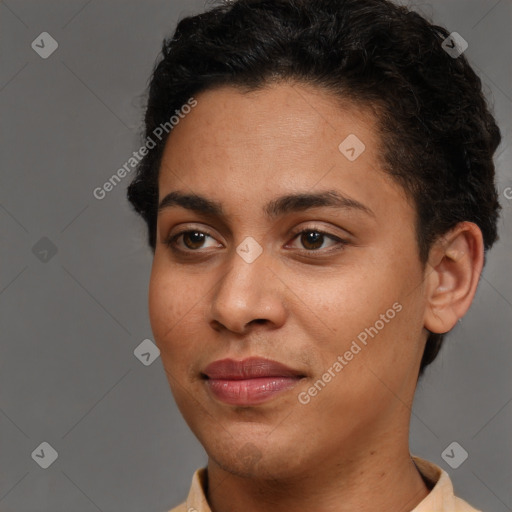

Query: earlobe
left=423, top=222, right=484, bottom=334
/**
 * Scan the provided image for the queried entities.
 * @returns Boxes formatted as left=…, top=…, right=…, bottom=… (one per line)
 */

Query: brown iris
left=300, top=231, right=324, bottom=250
left=182, top=231, right=207, bottom=250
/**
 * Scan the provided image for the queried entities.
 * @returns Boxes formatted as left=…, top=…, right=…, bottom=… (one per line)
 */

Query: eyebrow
left=157, top=190, right=374, bottom=218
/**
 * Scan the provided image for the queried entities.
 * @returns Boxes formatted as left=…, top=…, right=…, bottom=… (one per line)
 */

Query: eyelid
left=288, top=223, right=345, bottom=240
left=166, top=225, right=222, bottom=251
left=286, top=225, right=348, bottom=252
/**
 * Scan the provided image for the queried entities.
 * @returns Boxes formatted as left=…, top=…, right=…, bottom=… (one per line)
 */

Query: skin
left=148, top=81, right=484, bottom=512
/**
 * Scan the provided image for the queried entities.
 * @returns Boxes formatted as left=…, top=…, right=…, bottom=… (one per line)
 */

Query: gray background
left=0, top=0, right=510, bottom=511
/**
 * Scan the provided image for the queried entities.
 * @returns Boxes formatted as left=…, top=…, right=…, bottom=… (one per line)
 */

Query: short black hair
left=127, top=0, right=501, bottom=374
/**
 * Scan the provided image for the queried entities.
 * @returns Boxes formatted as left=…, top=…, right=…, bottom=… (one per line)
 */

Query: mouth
left=201, top=357, right=306, bottom=406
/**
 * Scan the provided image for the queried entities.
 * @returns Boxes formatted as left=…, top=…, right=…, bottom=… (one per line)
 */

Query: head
left=127, top=0, right=501, bottom=479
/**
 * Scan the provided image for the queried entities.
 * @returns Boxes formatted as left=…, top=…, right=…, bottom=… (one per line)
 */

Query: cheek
left=148, top=259, right=203, bottom=361
left=299, top=258, right=402, bottom=338
left=301, top=247, right=423, bottom=378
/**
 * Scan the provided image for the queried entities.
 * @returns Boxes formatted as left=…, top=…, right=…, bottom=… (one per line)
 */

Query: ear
left=423, top=222, right=484, bottom=334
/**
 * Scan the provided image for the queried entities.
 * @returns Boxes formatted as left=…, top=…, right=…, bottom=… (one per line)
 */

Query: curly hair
left=127, top=0, right=502, bottom=375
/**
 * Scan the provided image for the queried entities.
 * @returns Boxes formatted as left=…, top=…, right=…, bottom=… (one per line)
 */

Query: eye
left=287, top=228, right=347, bottom=252
left=163, top=226, right=347, bottom=255
left=166, top=230, right=222, bottom=252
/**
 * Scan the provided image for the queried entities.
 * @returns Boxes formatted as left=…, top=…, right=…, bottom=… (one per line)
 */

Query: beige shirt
left=168, top=456, right=481, bottom=512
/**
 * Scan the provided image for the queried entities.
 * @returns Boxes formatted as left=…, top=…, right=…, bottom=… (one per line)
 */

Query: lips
left=202, top=357, right=305, bottom=405
left=203, top=357, right=304, bottom=380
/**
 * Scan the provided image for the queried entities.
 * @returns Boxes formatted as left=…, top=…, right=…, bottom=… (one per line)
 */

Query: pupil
left=302, top=231, right=323, bottom=250
left=184, top=231, right=205, bottom=249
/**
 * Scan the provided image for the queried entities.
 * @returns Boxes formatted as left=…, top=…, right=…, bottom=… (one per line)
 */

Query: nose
left=209, top=248, right=287, bottom=334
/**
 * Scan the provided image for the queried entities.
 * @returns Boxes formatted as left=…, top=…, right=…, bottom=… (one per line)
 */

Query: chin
left=204, top=433, right=313, bottom=481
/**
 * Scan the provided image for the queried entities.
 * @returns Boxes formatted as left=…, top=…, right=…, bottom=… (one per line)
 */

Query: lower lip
left=205, top=377, right=302, bottom=405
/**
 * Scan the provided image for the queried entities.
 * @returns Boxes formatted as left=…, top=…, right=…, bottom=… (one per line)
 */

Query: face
left=149, top=82, right=430, bottom=479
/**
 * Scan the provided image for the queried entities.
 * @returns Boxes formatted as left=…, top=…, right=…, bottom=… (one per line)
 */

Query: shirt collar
left=179, top=455, right=479, bottom=512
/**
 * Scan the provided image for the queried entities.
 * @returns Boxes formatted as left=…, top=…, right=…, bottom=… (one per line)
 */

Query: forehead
left=157, top=82, right=408, bottom=217
left=162, top=82, right=378, bottom=162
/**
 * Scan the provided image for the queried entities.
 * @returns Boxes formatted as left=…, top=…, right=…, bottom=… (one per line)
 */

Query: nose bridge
left=209, top=242, right=285, bottom=332
left=216, top=243, right=270, bottom=309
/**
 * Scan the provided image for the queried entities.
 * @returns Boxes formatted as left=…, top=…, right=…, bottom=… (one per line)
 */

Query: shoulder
left=453, top=495, right=483, bottom=512
left=167, top=501, right=187, bottom=512
left=165, top=467, right=208, bottom=512
left=411, top=456, right=482, bottom=512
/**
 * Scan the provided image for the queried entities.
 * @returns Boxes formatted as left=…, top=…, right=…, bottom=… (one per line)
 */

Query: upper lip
left=202, top=357, right=305, bottom=380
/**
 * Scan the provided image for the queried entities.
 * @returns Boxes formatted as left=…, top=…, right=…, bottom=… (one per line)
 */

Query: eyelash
left=164, top=226, right=348, bottom=256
